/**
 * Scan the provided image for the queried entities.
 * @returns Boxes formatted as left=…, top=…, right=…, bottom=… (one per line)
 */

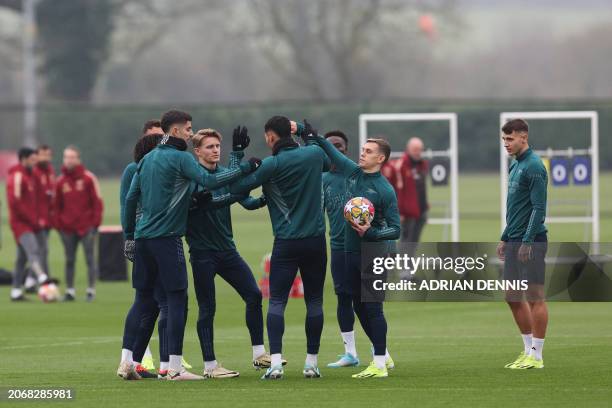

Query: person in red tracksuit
left=22, top=145, right=56, bottom=292
left=54, top=145, right=103, bottom=302
left=382, top=137, right=429, bottom=245
left=7, top=148, right=50, bottom=301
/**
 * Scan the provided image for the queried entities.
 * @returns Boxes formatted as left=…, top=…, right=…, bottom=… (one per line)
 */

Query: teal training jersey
left=186, top=156, right=265, bottom=254
left=124, top=141, right=251, bottom=240
left=316, top=136, right=400, bottom=253
left=501, top=147, right=548, bottom=243
left=229, top=143, right=329, bottom=239
left=323, top=169, right=350, bottom=251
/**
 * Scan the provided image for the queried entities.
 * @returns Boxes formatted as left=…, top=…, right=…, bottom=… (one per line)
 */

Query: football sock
left=341, top=331, right=357, bottom=356
left=305, top=353, right=318, bottom=367
left=531, top=337, right=545, bottom=360
left=204, top=360, right=218, bottom=371
left=121, top=348, right=133, bottom=364
left=252, top=345, right=266, bottom=360
left=144, top=346, right=153, bottom=358
left=66, top=288, right=75, bottom=296
left=521, top=333, right=533, bottom=355
left=374, top=355, right=386, bottom=370
left=169, top=355, right=182, bottom=372
left=271, top=353, right=282, bottom=368
left=160, top=361, right=168, bottom=371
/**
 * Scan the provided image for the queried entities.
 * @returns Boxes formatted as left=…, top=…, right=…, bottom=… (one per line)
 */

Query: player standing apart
left=497, top=119, right=548, bottom=370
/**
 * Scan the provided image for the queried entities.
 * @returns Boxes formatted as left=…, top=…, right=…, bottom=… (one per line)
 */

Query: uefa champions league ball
left=344, top=197, right=375, bottom=226
left=38, top=282, right=60, bottom=303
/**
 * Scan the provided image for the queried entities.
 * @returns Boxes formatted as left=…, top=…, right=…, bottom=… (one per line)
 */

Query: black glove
left=124, top=240, right=135, bottom=263
left=302, top=119, right=318, bottom=144
left=232, top=126, right=250, bottom=151
left=190, top=189, right=213, bottom=209
left=248, top=157, right=262, bottom=172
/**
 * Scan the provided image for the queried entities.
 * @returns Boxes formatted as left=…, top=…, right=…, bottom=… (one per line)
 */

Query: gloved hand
left=190, top=189, right=213, bottom=209
left=124, top=240, right=135, bottom=263
left=248, top=157, right=262, bottom=172
left=301, top=119, right=319, bottom=144
left=258, top=195, right=267, bottom=207
left=232, top=126, right=250, bottom=151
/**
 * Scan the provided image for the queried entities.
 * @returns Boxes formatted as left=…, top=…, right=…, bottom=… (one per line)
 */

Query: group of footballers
left=117, top=110, right=399, bottom=381
left=116, top=111, right=548, bottom=381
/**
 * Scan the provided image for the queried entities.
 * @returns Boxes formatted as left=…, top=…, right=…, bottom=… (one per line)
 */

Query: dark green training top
left=315, top=136, right=401, bottom=253
left=186, top=152, right=266, bottom=254
left=124, top=140, right=252, bottom=240
left=501, top=147, right=548, bottom=243
left=323, top=169, right=350, bottom=251
left=229, top=141, right=330, bottom=240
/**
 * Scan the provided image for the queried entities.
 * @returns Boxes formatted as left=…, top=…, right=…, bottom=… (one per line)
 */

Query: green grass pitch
left=1, top=174, right=611, bottom=407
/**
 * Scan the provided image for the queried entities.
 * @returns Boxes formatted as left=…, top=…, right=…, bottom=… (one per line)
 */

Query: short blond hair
left=192, top=128, right=222, bottom=148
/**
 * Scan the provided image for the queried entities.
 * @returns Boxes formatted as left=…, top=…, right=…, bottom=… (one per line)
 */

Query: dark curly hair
left=133, top=133, right=163, bottom=163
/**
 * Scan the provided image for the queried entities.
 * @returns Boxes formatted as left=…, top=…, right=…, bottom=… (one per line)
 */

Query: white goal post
left=499, top=111, right=600, bottom=242
left=358, top=113, right=459, bottom=242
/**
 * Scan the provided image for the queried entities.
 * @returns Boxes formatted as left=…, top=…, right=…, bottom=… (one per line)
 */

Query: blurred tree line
left=2, top=0, right=610, bottom=104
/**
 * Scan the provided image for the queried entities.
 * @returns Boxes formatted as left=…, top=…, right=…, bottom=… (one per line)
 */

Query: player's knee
left=337, top=293, right=352, bottom=307
left=505, top=290, right=524, bottom=304
left=198, top=302, right=216, bottom=320
left=134, top=290, right=156, bottom=314
left=167, top=288, right=187, bottom=303
left=305, top=297, right=323, bottom=317
left=245, top=291, right=262, bottom=310
left=362, top=302, right=383, bottom=320
left=268, top=299, right=287, bottom=316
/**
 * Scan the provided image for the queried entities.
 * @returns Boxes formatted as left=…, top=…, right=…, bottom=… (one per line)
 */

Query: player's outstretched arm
left=313, top=130, right=359, bottom=176
left=364, top=190, right=401, bottom=241
left=180, top=152, right=260, bottom=190
left=229, top=157, right=276, bottom=196
left=123, top=172, right=141, bottom=240
left=228, top=150, right=244, bottom=168
left=292, top=120, right=331, bottom=171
